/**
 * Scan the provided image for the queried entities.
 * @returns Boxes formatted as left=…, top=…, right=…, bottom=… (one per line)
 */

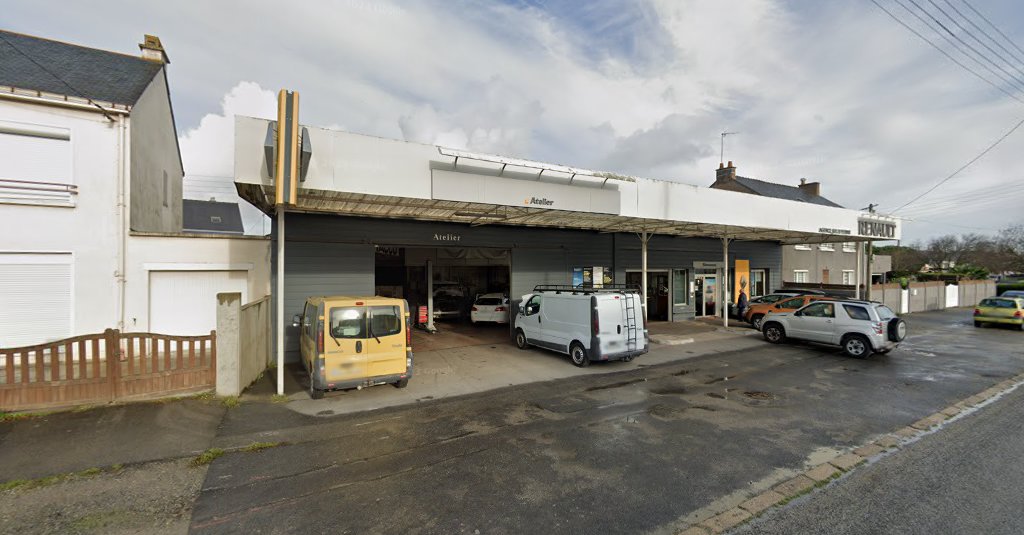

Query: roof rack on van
left=533, top=284, right=641, bottom=295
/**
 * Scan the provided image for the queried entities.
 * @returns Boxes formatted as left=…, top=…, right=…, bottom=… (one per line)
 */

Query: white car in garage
left=470, top=293, right=510, bottom=324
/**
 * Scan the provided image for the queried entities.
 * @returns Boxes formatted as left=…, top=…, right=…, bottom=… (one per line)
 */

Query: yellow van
left=294, top=296, right=413, bottom=399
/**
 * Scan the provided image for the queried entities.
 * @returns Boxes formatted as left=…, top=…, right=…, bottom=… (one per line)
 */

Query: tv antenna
left=720, top=131, right=739, bottom=164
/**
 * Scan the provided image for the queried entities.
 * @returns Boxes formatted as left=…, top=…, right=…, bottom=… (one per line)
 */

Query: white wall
left=0, top=99, right=122, bottom=339
left=123, top=233, right=271, bottom=333
left=234, top=116, right=901, bottom=241
left=129, top=70, right=184, bottom=233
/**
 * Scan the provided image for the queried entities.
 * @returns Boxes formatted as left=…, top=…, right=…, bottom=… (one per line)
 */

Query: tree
left=999, top=224, right=1024, bottom=273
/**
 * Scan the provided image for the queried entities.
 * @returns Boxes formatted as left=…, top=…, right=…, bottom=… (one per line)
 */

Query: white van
left=514, top=285, right=649, bottom=367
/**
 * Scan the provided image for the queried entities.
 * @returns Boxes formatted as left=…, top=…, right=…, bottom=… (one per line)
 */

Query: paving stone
left=941, top=406, right=961, bottom=417
left=874, top=435, right=901, bottom=448
left=853, top=443, right=885, bottom=458
left=964, top=395, right=985, bottom=406
left=699, top=508, right=752, bottom=534
left=739, top=490, right=785, bottom=515
left=805, top=463, right=840, bottom=482
left=773, top=474, right=816, bottom=497
left=895, top=426, right=919, bottom=438
left=829, top=453, right=863, bottom=471
left=676, top=526, right=710, bottom=535
left=911, top=415, right=944, bottom=430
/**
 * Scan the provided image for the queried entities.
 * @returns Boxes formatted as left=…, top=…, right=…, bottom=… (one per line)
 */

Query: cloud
left=8, top=0, right=1023, bottom=241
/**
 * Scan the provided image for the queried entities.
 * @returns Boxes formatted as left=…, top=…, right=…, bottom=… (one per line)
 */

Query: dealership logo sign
left=524, top=197, right=555, bottom=206
left=858, top=219, right=896, bottom=238
left=433, top=233, right=461, bottom=242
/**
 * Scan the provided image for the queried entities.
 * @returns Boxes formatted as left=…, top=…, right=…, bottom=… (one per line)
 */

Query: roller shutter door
left=0, top=253, right=72, bottom=347
left=149, top=270, right=247, bottom=335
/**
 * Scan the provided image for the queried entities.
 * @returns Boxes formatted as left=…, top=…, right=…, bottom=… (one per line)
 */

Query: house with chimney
left=710, top=161, right=890, bottom=287
left=0, top=30, right=268, bottom=347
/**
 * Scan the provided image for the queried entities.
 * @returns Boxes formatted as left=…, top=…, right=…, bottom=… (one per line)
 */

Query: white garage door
left=149, top=270, right=247, bottom=335
left=0, top=253, right=72, bottom=347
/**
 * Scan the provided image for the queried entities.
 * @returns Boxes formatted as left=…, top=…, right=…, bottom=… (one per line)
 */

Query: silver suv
left=760, top=300, right=907, bottom=358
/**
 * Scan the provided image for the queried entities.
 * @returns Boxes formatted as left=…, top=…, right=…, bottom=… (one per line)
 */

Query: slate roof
left=183, top=200, right=244, bottom=234
left=0, top=30, right=162, bottom=106
left=732, top=176, right=843, bottom=208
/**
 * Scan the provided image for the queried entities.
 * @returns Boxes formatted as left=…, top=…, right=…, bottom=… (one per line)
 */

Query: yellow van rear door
left=365, top=304, right=407, bottom=378
left=324, top=305, right=368, bottom=383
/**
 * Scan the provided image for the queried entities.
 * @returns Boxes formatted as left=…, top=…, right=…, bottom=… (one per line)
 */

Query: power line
left=960, top=0, right=1024, bottom=62
left=868, top=0, right=1024, bottom=104
left=939, top=0, right=1024, bottom=81
left=892, top=0, right=1024, bottom=97
left=923, top=0, right=1024, bottom=88
left=890, top=116, right=1024, bottom=213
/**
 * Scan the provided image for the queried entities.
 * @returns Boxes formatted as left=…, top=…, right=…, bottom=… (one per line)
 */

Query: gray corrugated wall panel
left=511, top=248, right=569, bottom=299
left=273, top=238, right=374, bottom=363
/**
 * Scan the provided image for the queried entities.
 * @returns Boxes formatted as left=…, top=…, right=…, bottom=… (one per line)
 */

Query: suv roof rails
left=533, top=284, right=641, bottom=295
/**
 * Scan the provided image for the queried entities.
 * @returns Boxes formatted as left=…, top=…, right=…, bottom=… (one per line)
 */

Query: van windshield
left=330, top=307, right=366, bottom=338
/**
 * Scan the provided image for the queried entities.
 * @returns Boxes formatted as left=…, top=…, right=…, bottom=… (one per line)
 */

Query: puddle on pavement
left=673, top=369, right=694, bottom=376
left=649, top=386, right=687, bottom=396
left=703, top=375, right=738, bottom=385
left=743, top=391, right=774, bottom=400
left=706, top=392, right=726, bottom=399
left=585, top=378, right=647, bottom=392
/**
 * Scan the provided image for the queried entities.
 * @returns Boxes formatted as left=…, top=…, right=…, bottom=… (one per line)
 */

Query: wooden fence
left=1, top=329, right=216, bottom=412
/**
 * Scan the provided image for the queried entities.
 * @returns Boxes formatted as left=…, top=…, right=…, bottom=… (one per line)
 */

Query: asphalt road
left=188, top=309, right=1024, bottom=534
left=735, top=382, right=1024, bottom=535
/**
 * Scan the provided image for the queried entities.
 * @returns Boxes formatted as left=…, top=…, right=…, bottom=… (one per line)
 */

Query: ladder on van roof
left=624, top=292, right=639, bottom=351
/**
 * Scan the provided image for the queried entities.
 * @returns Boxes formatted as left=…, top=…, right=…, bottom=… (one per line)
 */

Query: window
left=750, top=269, right=767, bottom=298
left=843, top=242, right=856, bottom=252
left=875, top=305, right=897, bottom=320
left=303, top=303, right=316, bottom=337
left=801, top=302, right=835, bottom=317
left=795, top=245, right=812, bottom=251
left=778, top=297, right=806, bottom=308
left=819, top=243, right=834, bottom=251
left=524, top=295, right=542, bottom=316
left=672, top=269, right=688, bottom=305
left=0, top=121, right=74, bottom=206
left=475, top=297, right=503, bottom=306
left=793, top=270, right=808, bottom=283
left=842, top=270, right=855, bottom=285
left=843, top=305, right=871, bottom=321
left=369, top=306, right=402, bottom=337
left=330, top=307, right=366, bottom=338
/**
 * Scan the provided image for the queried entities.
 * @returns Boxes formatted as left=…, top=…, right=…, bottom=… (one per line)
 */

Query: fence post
left=105, top=329, right=120, bottom=401
left=215, top=293, right=240, bottom=396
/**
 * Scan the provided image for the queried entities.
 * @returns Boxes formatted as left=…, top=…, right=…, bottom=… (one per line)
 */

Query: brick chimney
left=715, top=161, right=737, bottom=184
left=139, top=34, right=169, bottom=64
left=798, top=177, right=820, bottom=197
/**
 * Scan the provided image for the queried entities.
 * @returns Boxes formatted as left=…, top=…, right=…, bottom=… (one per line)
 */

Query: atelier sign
left=525, top=197, right=555, bottom=206
left=433, top=233, right=461, bottom=242
left=858, top=219, right=896, bottom=238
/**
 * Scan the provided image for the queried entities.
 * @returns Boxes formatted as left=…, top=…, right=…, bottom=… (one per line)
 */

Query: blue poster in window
left=572, top=267, right=584, bottom=287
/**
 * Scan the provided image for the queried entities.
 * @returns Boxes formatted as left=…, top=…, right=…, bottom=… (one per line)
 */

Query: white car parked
left=514, top=285, right=648, bottom=367
left=760, top=299, right=907, bottom=358
left=470, top=293, right=510, bottom=324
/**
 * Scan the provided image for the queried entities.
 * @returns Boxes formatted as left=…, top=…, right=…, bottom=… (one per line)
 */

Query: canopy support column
left=722, top=237, right=731, bottom=328
left=641, top=231, right=650, bottom=322
left=426, top=259, right=435, bottom=333
left=275, top=206, right=285, bottom=395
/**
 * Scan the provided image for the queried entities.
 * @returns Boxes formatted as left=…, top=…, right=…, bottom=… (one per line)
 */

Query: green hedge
left=997, top=283, right=1024, bottom=295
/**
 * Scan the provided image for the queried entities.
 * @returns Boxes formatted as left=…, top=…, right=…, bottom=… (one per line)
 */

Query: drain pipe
left=115, top=114, right=128, bottom=331
left=275, top=207, right=285, bottom=395
left=722, top=237, right=730, bottom=328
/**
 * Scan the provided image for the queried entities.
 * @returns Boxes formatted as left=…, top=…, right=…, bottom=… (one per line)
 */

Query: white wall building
left=0, top=30, right=268, bottom=347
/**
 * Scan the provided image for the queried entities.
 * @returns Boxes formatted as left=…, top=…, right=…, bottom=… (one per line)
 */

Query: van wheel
left=842, top=334, right=871, bottom=358
left=569, top=343, right=590, bottom=368
left=309, top=370, right=324, bottom=400
left=621, top=354, right=634, bottom=363
left=394, top=378, right=409, bottom=389
left=515, top=329, right=529, bottom=350
left=752, top=314, right=765, bottom=330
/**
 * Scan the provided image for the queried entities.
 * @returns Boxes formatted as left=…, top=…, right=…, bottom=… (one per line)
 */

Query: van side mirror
left=292, top=314, right=302, bottom=327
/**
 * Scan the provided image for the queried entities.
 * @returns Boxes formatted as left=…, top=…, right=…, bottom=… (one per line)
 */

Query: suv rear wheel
left=752, top=314, right=765, bottom=330
left=888, top=318, right=907, bottom=342
left=842, top=334, right=871, bottom=358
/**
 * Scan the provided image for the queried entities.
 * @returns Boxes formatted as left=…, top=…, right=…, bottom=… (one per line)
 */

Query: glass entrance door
left=695, top=274, right=718, bottom=317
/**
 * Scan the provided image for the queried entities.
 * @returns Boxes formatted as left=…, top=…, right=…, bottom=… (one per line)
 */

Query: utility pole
left=863, top=203, right=877, bottom=301
left=720, top=132, right=739, bottom=164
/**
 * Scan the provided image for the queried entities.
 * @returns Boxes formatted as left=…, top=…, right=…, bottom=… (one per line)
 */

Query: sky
left=4, top=0, right=1024, bottom=242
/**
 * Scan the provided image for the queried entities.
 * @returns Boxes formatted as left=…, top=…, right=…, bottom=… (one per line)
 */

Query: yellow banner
left=734, top=259, right=750, bottom=304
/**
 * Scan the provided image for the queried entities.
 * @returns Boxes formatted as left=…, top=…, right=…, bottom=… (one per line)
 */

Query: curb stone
left=805, top=463, right=840, bottom=482
left=828, top=453, right=863, bottom=471
left=773, top=475, right=815, bottom=497
left=677, top=526, right=711, bottom=535
left=738, top=491, right=785, bottom=516
left=699, top=508, right=751, bottom=534
left=853, top=444, right=885, bottom=458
